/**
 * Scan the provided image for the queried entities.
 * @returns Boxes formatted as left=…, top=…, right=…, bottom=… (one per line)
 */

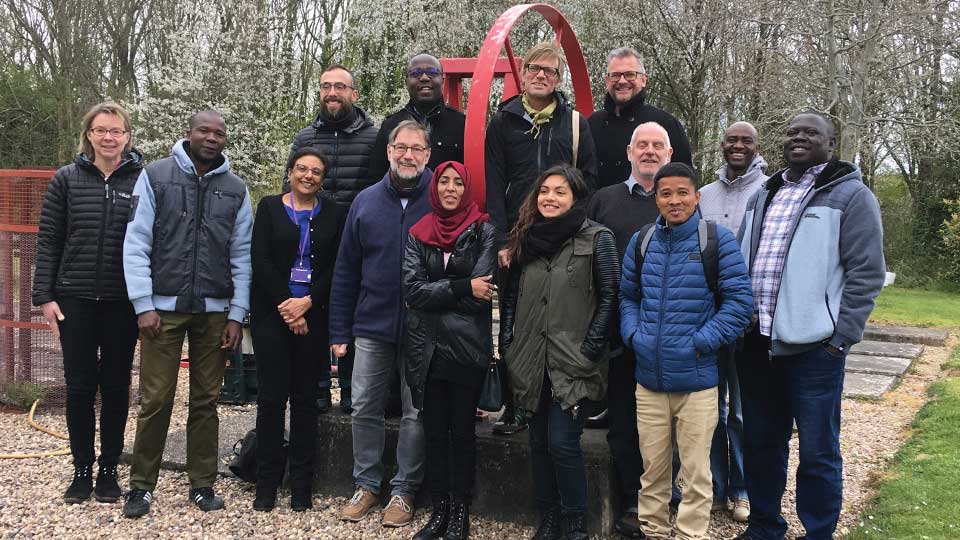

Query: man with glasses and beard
left=368, top=53, right=465, bottom=182
left=589, top=47, right=691, bottom=189
left=330, top=120, right=432, bottom=529
left=288, top=64, right=378, bottom=414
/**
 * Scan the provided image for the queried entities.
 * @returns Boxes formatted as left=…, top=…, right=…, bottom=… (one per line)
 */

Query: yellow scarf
left=522, top=93, right=557, bottom=139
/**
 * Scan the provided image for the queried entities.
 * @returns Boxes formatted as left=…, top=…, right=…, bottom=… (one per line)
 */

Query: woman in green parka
left=497, top=164, right=620, bottom=540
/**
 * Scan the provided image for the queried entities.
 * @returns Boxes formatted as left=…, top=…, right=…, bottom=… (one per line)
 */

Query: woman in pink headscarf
left=401, top=161, right=496, bottom=540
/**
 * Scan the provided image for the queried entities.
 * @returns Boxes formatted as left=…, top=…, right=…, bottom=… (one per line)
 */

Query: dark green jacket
left=499, top=221, right=619, bottom=412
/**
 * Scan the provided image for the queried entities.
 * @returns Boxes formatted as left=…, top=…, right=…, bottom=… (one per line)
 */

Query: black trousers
left=422, top=375, right=481, bottom=502
left=607, top=350, right=643, bottom=511
left=251, top=307, right=325, bottom=489
left=57, top=297, right=138, bottom=468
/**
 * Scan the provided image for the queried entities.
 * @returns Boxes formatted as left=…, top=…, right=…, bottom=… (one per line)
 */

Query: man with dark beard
left=589, top=47, right=691, bottom=189
left=367, top=53, right=465, bottom=182
left=330, top=120, right=431, bottom=529
left=288, top=64, right=378, bottom=413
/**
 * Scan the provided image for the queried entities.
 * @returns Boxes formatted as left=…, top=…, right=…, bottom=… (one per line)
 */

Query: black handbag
left=477, top=359, right=507, bottom=412
left=228, top=428, right=289, bottom=484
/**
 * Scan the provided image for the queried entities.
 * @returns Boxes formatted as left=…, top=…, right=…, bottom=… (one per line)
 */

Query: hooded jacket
left=368, top=101, right=465, bottom=183
left=699, top=154, right=769, bottom=234
left=739, top=160, right=885, bottom=355
left=588, top=90, right=692, bottom=188
left=33, top=151, right=144, bottom=305
left=123, top=140, right=253, bottom=322
left=288, top=105, right=379, bottom=207
left=485, top=92, right=598, bottom=246
left=620, top=213, right=754, bottom=393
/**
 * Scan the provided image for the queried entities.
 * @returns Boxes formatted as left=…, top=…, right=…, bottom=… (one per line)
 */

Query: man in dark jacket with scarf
left=330, top=120, right=431, bottom=529
left=734, top=112, right=885, bottom=540
left=484, top=40, right=599, bottom=435
left=288, top=64, right=378, bottom=413
left=589, top=47, right=691, bottom=189
left=368, top=53, right=465, bottom=182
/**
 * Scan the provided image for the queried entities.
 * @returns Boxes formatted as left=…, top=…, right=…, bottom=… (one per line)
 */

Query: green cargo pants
left=129, top=311, right=228, bottom=491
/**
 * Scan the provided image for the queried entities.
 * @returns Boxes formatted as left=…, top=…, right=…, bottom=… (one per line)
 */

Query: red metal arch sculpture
left=439, top=3, right=594, bottom=210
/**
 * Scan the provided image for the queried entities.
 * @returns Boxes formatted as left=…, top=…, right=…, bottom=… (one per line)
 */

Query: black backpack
left=633, top=220, right=721, bottom=309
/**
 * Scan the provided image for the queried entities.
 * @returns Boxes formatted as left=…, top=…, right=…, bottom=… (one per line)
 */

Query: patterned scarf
left=522, top=93, right=557, bottom=139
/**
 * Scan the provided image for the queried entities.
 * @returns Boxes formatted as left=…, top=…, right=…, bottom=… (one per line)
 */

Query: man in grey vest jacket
left=699, top=121, right=767, bottom=523
left=122, top=110, right=253, bottom=519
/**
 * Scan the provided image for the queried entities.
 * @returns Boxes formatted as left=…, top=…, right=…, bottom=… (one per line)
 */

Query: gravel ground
left=0, top=339, right=952, bottom=539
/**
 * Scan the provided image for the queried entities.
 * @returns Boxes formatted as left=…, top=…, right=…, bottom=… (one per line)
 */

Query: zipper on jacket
left=94, top=182, right=110, bottom=300
left=180, top=185, right=188, bottom=217
left=191, top=176, right=205, bottom=308
left=824, top=291, right=837, bottom=334
left=655, top=229, right=672, bottom=392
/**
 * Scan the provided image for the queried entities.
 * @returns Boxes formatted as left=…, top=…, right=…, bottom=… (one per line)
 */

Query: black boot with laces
left=531, top=506, right=562, bottom=540
left=63, top=464, right=93, bottom=504
left=413, top=496, right=450, bottom=540
left=443, top=500, right=470, bottom=540
left=94, top=463, right=122, bottom=502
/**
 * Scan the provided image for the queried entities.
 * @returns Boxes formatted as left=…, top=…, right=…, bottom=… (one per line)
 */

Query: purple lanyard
left=288, top=196, right=319, bottom=268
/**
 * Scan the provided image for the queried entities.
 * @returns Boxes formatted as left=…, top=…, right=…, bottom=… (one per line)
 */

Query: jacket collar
left=76, top=149, right=144, bottom=178
left=382, top=168, right=433, bottom=200
left=764, top=159, right=860, bottom=193
left=656, top=210, right=700, bottom=238
left=714, top=154, right=768, bottom=187
left=172, top=139, right=230, bottom=178
left=310, top=105, right=374, bottom=134
left=500, top=91, right=572, bottom=121
left=603, top=89, right=648, bottom=116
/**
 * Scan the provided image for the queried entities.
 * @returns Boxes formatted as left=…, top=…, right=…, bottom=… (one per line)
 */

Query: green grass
left=869, top=286, right=960, bottom=328
left=846, top=348, right=960, bottom=540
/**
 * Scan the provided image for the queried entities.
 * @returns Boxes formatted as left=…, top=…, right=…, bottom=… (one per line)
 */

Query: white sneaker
left=732, top=498, right=750, bottom=522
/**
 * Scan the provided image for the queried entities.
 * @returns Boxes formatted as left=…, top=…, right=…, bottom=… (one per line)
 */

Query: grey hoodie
left=700, top=154, right=768, bottom=234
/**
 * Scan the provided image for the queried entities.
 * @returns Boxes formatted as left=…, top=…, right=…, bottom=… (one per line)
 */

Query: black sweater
left=588, top=90, right=691, bottom=189
left=587, top=182, right=661, bottom=259
left=250, top=194, right=346, bottom=317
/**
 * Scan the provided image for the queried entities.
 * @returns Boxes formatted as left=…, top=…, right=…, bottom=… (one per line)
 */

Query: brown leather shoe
left=341, top=487, right=378, bottom=522
left=381, top=494, right=414, bottom=527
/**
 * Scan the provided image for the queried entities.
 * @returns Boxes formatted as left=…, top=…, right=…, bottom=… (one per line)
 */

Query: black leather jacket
left=401, top=221, right=497, bottom=409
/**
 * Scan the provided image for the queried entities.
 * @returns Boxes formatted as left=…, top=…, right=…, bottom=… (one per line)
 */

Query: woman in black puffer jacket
left=402, top=161, right=496, bottom=540
left=32, top=102, right=143, bottom=505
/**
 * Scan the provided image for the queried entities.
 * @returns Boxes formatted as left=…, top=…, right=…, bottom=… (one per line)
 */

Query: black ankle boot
left=531, top=506, right=562, bottom=540
left=253, top=485, right=277, bottom=512
left=413, top=497, right=450, bottom=540
left=64, top=465, right=93, bottom=504
left=443, top=500, right=469, bottom=540
left=561, top=512, right=588, bottom=540
left=291, top=486, right=312, bottom=512
left=94, top=463, right=122, bottom=502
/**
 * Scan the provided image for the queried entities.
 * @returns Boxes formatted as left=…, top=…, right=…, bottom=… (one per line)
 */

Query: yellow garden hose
left=0, top=400, right=71, bottom=459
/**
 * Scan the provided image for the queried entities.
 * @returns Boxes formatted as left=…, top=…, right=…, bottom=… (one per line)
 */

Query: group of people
left=32, top=40, right=886, bottom=540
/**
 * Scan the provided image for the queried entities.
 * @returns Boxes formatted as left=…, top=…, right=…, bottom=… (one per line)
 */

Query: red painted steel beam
left=462, top=3, right=594, bottom=210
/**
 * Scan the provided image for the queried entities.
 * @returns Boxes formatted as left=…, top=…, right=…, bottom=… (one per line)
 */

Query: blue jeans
left=350, top=337, right=424, bottom=497
left=528, top=377, right=588, bottom=515
left=737, top=330, right=845, bottom=540
left=710, top=345, right=747, bottom=502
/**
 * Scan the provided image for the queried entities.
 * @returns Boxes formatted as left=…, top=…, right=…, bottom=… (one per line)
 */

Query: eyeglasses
left=407, top=67, right=442, bottom=79
left=524, top=63, right=560, bottom=78
left=320, top=82, right=353, bottom=92
left=293, top=163, right=324, bottom=177
left=606, top=71, right=642, bottom=81
left=89, top=127, right=128, bottom=138
left=390, top=144, right=428, bottom=156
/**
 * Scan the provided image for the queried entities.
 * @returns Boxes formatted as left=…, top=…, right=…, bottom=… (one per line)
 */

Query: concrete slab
left=864, top=325, right=948, bottom=346
left=845, top=354, right=913, bottom=377
left=123, top=405, right=615, bottom=534
left=843, top=372, right=898, bottom=398
left=850, top=340, right=923, bottom=359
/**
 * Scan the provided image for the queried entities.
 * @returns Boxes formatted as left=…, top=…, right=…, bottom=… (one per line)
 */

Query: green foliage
left=846, top=371, right=960, bottom=540
left=940, top=199, right=960, bottom=283
left=0, top=379, right=49, bottom=411
left=870, top=286, right=960, bottom=328
left=0, top=65, right=62, bottom=168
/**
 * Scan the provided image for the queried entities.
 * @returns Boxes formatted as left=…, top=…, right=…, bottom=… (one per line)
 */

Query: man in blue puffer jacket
left=620, top=162, right=753, bottom=540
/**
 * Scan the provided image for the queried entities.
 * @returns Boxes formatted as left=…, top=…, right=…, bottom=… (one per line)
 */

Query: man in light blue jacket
left=121, top=110, right=253, bottom=519
left=733, top=112, right=884, bottom=540
left=699, top=121, right=768, bottom=522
